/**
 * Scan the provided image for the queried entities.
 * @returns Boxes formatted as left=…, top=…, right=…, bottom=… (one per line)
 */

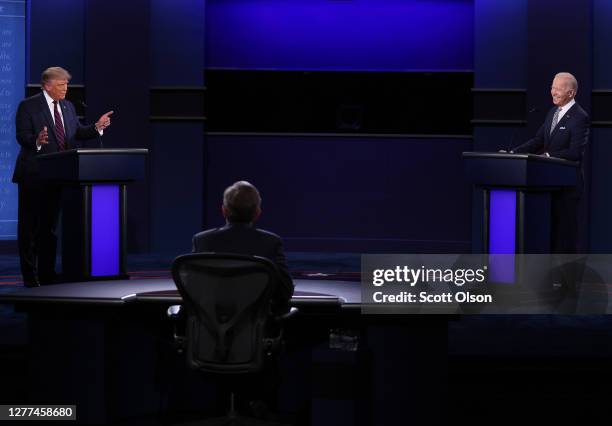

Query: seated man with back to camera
left=192, top=180, right=294, bottom=312
left=191, top=180, right=294, bottom=418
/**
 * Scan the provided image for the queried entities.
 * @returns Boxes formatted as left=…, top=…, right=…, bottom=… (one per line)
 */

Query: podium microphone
left=81, top=101, right=104, bottom=149
left=506, top=106, right=538, bottom=152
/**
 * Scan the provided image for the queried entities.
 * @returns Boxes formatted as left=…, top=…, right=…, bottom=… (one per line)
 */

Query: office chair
left=168, top=252, right=296, bottom=426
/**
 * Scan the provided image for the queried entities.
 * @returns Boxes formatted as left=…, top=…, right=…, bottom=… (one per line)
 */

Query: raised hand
left=96, top=111, right=114, bottom=131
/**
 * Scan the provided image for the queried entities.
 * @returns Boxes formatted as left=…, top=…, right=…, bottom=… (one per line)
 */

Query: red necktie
left=53, top=100, right=66, bottom=151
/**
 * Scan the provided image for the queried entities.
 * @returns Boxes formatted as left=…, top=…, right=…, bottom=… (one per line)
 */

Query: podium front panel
left=91, top=185, right=120, bottom=277
left=487, top=189, right=517, bottom=283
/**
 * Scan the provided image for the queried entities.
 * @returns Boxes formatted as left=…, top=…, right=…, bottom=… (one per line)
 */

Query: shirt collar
left=42, top=89, right=57, bottom=107
left=559, top=98, right=575, bottom=115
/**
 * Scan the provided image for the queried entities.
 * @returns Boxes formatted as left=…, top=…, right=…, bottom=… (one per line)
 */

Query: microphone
left=81, top=101, right=104, bottom=149
left=506, top=106, right=538, bottom=152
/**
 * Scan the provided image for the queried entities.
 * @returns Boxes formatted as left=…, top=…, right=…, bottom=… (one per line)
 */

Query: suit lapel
left=38, top=93, right=57, bottom=140
left=544, top=107, right=556, bottom=145
left=59, top=100, right=71, bottom=144
left=549, top=103, right=576, bottom=140
left=39, top=92, right=70, bottom=149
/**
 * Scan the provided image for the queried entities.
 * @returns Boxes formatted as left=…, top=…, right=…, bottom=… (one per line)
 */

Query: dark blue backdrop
left=204, top=134, right=472, bottom=253
left=17, top=0, right=612, bottom=255
left=28, top=0, right=84, bottom=84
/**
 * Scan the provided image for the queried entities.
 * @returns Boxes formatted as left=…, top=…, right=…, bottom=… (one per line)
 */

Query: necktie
left=53, top=100, right=66, bottom=151
left=550, top=107, right=561, bottom=135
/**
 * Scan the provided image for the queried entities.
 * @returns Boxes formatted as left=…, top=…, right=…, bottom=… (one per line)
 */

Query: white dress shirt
left=43, top=89, right=65, bottom=128
left=38, top=90, right=65, bottom=151
left=556, top=98, right=575, bottom=123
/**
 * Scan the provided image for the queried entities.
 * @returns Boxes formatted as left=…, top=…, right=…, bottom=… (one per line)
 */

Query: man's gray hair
left=555, top=72, right=578, bottom=93
left=41, top=67, right=72, bottom=85
left=223, top=181, right=262, bottom=223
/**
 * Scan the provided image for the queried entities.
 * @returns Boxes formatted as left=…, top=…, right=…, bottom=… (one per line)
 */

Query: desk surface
left=0, top=278, right=361, bottom=308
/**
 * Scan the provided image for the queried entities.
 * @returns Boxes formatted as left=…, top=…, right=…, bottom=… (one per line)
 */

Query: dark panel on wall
left=85, top=0, right=151, bottom=253
left=150, top=122, right=204, bottom=255
left=591, top=2, right=612, bottom=252
left=205, top=71, right=473, bottom=135
left=472, top=89, right=526, bottom=124
left=592, top=91, right=612, bottom=125
left=150, top=87, right=206, bottom=121
left=594, top=0, right=612, bottom=89
left=204, top=134, right=472, bottom=253
left=474, top=0, right=527, bottom=89
left=28, top=0, right=85, bottom=84
left=148, top=0, right=206, bottom=255
left=590, top=129, right=612, bottom=252
left=150, top=0, right=205, bottom=86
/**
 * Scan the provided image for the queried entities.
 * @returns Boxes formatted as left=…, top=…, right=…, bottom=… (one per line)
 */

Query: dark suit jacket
left=192, top=222, right=295, bottom=311
left=514, top=103, right=589, bottom=253
left=513, top=102, right=589, bottom=162
left=13, top=92, right=98, bottom=183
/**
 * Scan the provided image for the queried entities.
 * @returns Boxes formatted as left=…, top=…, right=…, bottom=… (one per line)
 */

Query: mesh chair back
left=172, top=253, right=278, bottom=374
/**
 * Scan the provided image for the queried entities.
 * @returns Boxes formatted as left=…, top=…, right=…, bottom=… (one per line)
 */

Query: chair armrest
left=166, top=305, right=185, bottom=353
left=274, top=306, right=299, bottom=322
left=263, top=308, right=298, bottom=356
left=167, top=304, right=182, bottom=319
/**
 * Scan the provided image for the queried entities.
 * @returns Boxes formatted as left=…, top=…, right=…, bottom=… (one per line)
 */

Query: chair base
left=175, top=393, right=290, bottom=426
left=177, top=413, right=289, bottom=426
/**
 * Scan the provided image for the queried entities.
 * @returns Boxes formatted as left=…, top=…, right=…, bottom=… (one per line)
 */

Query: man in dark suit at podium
left=511, top=72, right=589, bottom=253
left=192, top=180, right=294, bottom=312
left=13, top=66, right=114, bottom=287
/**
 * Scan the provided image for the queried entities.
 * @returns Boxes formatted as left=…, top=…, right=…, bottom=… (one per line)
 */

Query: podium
left=463, top=152, right=578, bottom=255
left=38, top=148, right=148, bottom=282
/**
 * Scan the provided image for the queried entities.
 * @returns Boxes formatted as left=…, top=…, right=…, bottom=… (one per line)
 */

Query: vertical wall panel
left=150, top=122, right=203, bottom=254
left=472, top=0, right=527, bottom=252
left=527, top=0, right=592, bottom=127
left=591, top=1, right=612, bottom=251
left=28, top=0, right=85, bottom=84
left=593, top=0, right=612, bottom=89
left=0, top=0, right=26, bottom=240
left=85, top=0, right=151, bottom=252
left=474, top=0, right=527, bottom=89
left=151, top=0, right=205, bottom=86
left=589, top=130, right=612, bottom=252
left=149, top=0, right=205, bottom=254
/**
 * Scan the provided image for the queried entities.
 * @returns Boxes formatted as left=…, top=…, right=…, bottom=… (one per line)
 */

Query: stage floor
left=3, top=253, right=612, bottom=358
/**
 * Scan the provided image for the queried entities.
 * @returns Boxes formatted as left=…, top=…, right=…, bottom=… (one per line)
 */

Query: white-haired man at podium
left=508, top=72, right=589, bottom=254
